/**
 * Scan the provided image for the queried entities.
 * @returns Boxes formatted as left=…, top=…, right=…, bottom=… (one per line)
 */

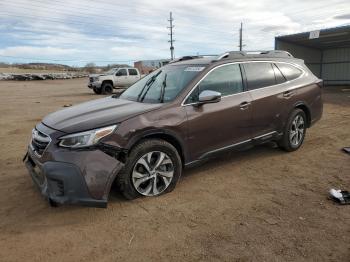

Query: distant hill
left=0, top=62, right=131, bottom=73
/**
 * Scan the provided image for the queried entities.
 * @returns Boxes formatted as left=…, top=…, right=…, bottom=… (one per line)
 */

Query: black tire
left=117, top=139, right=182, bottom=200
left=48, top=198, right=59, bottom=207
left=93, top=87, right=102, bottom=94
left=101, top=82, right=113, bottom=95
left=278, top=109, right=307, bottom=152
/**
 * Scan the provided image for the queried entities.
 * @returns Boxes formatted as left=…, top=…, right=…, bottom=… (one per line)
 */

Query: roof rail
left=214, top=50, right=293, bottom=61
left=169, top=55, right=202, bottom=64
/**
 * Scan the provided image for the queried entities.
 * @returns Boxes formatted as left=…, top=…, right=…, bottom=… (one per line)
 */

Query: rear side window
left=244, top=62, right=276, bottom=90
left=186, top=64, right=243, bottom=103
left=276, top=63, right=302, bottom=81
left=128, top=69, right=138, bottom=75
left=272, top=64, right=286, bottom=84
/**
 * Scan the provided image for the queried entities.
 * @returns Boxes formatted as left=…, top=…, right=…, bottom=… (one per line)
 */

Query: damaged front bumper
left=24, top=123, right=125, bottom=208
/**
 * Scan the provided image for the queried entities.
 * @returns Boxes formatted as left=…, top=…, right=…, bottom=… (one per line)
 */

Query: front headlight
left=58, top=125, right=117, bottom=148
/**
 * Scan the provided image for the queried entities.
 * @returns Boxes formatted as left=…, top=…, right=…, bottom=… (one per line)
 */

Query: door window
left=272, top=63, right=286, bottom=84
left=186, top=64, right=243, bottom=104
left=276, top=63, right=302, bottom=81
left=128, top=69, right=138, bottom=76
left=244, top=62, right=276, bottom=90
left=116, top=69, right=127, bottom=76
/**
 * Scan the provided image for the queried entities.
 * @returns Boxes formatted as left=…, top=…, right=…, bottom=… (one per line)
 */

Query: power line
left=1, top=1, right=241, bottom=36
left=7, top=0, right=348, bottom=29
left=168, top=12, right=175, bottom=60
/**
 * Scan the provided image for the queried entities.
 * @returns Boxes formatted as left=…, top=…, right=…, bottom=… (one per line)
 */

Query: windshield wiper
left=159, top=73, right=167, bottom=103
left=138, top=70, right=162, bottom=102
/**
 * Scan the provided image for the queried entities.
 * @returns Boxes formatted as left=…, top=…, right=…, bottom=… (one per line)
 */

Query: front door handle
left=283, top=90, right=294, bottom=98
left=239, top=101, right=251, bottom=110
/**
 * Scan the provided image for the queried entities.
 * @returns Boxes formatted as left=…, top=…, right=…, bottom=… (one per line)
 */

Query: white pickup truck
left=88, top=67, right=141, bottom=94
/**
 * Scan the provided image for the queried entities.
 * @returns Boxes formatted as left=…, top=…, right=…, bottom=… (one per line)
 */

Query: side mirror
left=198, top=90, right=221, bottom=104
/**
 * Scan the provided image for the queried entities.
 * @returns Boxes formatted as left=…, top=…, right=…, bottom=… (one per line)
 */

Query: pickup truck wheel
left=117, top=139, right=182, bottom=200
left=93, top=87, right=102, bottom=94
left=278, top=109, right=307, bottom=152
left=101, top=82, right=113, bottom=94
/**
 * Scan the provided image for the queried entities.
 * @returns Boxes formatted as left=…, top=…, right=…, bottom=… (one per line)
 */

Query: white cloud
left=0, top=0, right=349, bottom=65
left=0, top=46, right=79, bottom=57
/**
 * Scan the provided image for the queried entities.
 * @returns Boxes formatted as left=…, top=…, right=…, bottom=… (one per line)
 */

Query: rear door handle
left=239, top=101, right=251, bottom=110
left=283, top=90, right=294, bottom=98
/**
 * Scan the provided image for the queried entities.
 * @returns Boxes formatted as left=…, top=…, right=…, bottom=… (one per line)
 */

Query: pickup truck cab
left=88, top=67, right=141, bottom=94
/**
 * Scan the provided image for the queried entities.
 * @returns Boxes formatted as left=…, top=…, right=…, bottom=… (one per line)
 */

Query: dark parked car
left=24, top=51, right=323, bottom=207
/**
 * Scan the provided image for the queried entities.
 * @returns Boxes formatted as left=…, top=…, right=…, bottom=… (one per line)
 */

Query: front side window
left=276, top=63, right=303, bottom=81
left=186, top=64, right=243, bottom=104
left=116, top=69, right=127, bottom=76
left=244, top=62, right=276, bottom=90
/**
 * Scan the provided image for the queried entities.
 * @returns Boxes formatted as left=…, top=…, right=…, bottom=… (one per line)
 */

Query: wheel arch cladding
left=129, top=133, right=185, bottom=166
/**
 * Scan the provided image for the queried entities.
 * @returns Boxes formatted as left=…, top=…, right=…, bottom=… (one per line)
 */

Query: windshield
left=105, top=68, right=117, bottom=75
left=120, top=64, right=205, bottom=103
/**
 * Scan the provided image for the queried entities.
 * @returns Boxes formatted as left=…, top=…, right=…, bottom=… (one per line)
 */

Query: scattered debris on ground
left=329, top=189, right=350, bottom=205
left=343, top=147, right=350, bottom=154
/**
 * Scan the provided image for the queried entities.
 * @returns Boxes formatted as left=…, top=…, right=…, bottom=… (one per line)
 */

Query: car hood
left=89, top=73, right=109, bottom=77
left=42, top=97, right=162, bottom=133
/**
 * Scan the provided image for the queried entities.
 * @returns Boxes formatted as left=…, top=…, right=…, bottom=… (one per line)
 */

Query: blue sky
left=0, top=0, right=349, bottom=66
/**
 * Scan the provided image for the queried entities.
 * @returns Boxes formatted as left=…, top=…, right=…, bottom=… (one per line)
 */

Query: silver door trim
left=181, top=60, right=306, bottom=107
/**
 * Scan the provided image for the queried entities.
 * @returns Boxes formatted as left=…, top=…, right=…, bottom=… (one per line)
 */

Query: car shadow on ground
left=108, top=142, right=283, bottom=203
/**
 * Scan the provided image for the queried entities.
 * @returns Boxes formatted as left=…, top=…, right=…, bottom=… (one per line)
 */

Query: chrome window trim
left=181, top=60, right=306, bottom=107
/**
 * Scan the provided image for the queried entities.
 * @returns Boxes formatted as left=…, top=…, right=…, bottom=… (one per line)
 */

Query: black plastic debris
left=343, top=147, right=350, bottom=154
left=329, top=189, right=350, bottom=205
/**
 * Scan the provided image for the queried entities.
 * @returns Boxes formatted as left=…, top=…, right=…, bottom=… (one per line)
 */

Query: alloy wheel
left=289, top=114, right=305, bottom=147
left=131, top=151, right=174, bottom=196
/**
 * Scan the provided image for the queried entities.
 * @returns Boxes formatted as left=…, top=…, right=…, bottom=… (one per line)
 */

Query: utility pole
left=168, top=12, right=175, bottom=60
left=239, top=22, right=243, bottom=51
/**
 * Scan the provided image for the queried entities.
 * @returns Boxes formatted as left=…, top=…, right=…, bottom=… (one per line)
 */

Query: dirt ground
left=0, top=78, right=349, bottom=262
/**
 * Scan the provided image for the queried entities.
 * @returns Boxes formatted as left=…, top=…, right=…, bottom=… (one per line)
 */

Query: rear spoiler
left=315, top=79, right=324, bottom=88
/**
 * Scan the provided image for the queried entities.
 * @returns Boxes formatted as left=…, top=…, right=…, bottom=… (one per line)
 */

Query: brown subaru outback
left=24, top=51, right=323, bottom=207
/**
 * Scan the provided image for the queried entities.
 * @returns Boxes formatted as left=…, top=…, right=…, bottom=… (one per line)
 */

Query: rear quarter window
left=276, top=63, right=303, bottom=81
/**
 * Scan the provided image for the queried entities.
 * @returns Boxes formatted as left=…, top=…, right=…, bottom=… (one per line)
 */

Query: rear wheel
left=101, top=82, right=113, bottom=95
left=117, top=139, right=182, bottom=200
left=278, top=109, right=307, bottom=152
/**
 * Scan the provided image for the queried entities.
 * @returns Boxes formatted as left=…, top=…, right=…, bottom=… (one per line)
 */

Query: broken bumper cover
left=25, top=155, right=109, bottom=208
left=24, top=148, right=125, bottom=208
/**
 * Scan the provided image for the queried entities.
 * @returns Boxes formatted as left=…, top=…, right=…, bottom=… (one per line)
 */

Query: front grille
left=31, top=128, right=50, bottom=156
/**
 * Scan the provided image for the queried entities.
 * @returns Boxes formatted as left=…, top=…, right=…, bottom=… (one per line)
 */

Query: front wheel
left=101, top=82, right=113, bottom=95
left=93, top=87, right=102, bottom=94
left=117, top=139, right=182, bottom=200
left=278, top=109, right=307, bottom=152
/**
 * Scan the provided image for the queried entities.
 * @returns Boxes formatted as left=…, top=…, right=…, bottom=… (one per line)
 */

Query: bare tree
left=84, top=62, right=97, bottom=73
